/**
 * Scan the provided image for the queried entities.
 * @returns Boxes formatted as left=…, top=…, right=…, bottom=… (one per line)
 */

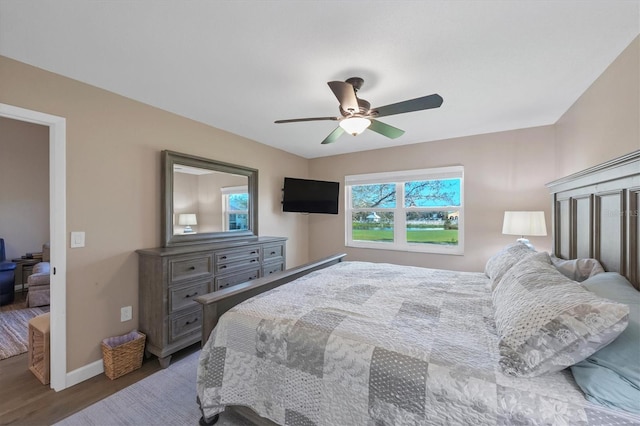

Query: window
left=345, top=166, right=463, bottom=254
left=221, top=186, right=249, bottom=231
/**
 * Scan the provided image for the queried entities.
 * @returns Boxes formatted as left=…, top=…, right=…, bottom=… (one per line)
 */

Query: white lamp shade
left=502, top=211, right=547, bottom=237
left=339, top=117, right=371, bottom=136
left=178, top=213, right=198, bottom=226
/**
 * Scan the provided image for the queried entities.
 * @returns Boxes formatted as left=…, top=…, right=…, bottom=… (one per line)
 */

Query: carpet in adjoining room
left=0, top=307, right=49, bottom=360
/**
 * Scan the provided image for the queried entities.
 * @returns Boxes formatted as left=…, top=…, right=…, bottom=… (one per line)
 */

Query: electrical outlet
left=120, top=306, right=132, bottom=322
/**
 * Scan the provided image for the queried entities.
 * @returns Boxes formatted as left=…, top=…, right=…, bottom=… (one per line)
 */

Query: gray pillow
left=550, top=255, right=605, bottom=282
left=485, top=242, right=535, bottom=291
left=492, top=251, right=629, bottom=378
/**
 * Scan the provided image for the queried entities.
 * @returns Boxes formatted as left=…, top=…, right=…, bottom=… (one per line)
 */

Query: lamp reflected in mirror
left=178, top=213, right=197, bottom=234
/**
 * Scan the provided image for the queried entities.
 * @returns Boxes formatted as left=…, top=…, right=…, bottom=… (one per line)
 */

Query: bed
left=195, top=150, right=640, bottom=425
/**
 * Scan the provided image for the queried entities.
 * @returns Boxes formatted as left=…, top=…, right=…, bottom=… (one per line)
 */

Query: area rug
left=0, top=307, right=49, bottom=360
left=55, top=350, right=249, bottom=426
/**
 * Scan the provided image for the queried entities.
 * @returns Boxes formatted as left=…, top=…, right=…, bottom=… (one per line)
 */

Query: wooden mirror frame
left=162, top=150, right=258, bottom=247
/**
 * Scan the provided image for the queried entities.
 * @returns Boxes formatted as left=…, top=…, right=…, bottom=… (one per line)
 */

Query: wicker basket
left=101, top=330, right=146, bottom=380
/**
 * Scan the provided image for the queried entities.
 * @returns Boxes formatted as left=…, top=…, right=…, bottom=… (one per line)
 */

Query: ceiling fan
left=274, top=77, right=443, bottom=145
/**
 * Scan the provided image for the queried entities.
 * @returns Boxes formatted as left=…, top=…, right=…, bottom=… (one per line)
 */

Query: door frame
left=0, top=103, right=67, bottom=391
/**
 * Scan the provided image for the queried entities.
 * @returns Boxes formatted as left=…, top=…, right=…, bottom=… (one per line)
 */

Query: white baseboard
left=65, top=359, right=104, bottom=388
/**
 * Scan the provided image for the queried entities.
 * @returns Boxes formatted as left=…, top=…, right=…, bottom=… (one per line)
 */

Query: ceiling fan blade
left=275, top=116, right=338, bottom=124
left=373, top=94, right=443, bottom=118
left=369, top=119, right=405, bottom=139
left=327, top=81, right=359, bottom=113
left=321, top=126, right=345, bottom=145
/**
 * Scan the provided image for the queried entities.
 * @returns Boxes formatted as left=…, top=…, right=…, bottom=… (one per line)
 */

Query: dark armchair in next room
left=0, top=238, right=17, bottom=306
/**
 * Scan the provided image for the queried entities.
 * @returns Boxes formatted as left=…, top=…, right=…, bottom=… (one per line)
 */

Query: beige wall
left=308, top=126, right=557, bottom=272
left=555, top=36, right=639, bottom=175
left=0, top=117, right=50, bottom=260
left=0, top=55, right=309, bottom=371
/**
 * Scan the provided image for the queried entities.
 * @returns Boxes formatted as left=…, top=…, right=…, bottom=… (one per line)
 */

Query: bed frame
left=195, top=253, right=345, bottom=425
left=547, top=150, right=639, bottom=289
left=194, top=150, right=639, bottom=425
left=195, top=252, right=346, bottom=349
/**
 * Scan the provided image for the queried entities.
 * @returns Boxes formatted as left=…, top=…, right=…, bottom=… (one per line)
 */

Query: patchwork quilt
left=197, top=261, right=640, bottom=425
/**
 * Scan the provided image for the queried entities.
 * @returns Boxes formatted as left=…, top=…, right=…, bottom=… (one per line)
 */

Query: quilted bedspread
left=197, top=261, right=640, bottom=425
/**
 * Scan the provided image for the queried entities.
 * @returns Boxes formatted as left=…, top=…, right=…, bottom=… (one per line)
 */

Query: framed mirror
left=162, top=150, right=258, bottom=247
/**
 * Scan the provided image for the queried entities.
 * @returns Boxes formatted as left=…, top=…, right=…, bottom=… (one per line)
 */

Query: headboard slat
left=547, top=150, right=640, bottom=289
left=628, top=187, right=639, bottom=287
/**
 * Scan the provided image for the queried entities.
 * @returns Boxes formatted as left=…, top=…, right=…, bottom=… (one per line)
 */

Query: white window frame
left=345, top=166, right=464, bottom=255
left=221, top=185, right=248, bottom=231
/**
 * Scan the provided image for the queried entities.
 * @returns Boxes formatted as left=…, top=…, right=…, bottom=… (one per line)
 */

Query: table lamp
left=502, top=211, right=546, bottom=249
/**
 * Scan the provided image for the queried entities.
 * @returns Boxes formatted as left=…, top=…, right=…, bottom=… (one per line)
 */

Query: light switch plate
left=70, top=231, right=85, bottom=248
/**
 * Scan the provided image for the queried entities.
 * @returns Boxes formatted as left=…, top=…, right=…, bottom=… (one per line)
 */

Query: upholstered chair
left=0, top=238, right=17, bottom=306
left=27, top=243, right=50, bottom=307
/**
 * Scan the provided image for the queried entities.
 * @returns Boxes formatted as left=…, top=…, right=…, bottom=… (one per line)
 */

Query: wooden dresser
left=136, top=236, right=286, bottom=367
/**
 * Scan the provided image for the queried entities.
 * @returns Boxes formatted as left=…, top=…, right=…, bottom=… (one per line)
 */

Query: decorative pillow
left=571, top=273, right=640, bottom=414
left=492, top=252, right=629, bottom=378
left=485, top=242, right=535, bottom=291
left=550, top=256, right=605, bottom=282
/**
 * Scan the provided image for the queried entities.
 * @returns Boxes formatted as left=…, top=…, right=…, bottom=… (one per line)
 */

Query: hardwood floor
left=0, top=342, right=200, bottom=425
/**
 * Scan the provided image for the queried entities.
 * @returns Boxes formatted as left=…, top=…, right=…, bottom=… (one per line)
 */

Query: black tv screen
left=282, top=177, right=339, bottom=214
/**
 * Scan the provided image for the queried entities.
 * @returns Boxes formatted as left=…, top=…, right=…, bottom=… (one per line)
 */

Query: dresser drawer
left=169, top=279, right=212, bottom=313
left=262, top=262, right=284, bottom=277
left=169, top=255, right=213, bottom=283
left=215, top=247, right=260, bottom=274
left=263, top=243, right=284, bottom=261
left=169, top=307, right=202, bottom=343
left=215, top=246, right=260, bottom=266
left=215, top=267, right=260, bottom=291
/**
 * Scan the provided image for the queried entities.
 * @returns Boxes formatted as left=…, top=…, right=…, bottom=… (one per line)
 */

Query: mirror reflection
left=173, top=165, right=249, bottom=235
left=162, top=150, right=258, bottom=247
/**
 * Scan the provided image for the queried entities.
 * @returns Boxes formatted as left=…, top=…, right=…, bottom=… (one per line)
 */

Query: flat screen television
left=282, top=177, right=339, bottom=214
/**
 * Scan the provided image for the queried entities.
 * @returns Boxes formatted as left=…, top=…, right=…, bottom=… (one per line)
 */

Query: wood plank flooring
left=0, top=342, right=200, bottom=425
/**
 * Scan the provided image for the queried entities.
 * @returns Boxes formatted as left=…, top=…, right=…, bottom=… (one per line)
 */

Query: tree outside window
left=345, top=167, right=463, bottom=254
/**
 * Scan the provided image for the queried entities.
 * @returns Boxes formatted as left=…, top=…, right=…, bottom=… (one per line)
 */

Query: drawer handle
left=220, top=255, right=227, bottom=260
left=185, top=292, right=198, bottom=298
left=185, top=318, right=199, bottom=326
left=188, top=266, right=196, bottom=270
left=270, top=251, right=277, bottom=255
left=250, top=259, right=257, bottom=263
left=250, top=250, right=257, bottom=254
left=249, top=275, right=257, bottom=280
left=220, top=265, right=227, bottom=270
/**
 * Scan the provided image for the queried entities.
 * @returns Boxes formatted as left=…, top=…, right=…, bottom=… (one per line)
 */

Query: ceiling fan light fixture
left=339, top=117, right=371, bottom=136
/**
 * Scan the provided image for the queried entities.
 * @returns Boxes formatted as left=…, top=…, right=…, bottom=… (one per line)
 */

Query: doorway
left=0, top=103, right=67, bottom=391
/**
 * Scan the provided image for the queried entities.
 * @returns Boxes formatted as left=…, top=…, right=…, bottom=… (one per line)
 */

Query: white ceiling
left=1, top=1, right=638, bottom=159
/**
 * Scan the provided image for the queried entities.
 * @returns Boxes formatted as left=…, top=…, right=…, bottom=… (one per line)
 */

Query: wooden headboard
left=547, top=150, right=639, bottom=289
